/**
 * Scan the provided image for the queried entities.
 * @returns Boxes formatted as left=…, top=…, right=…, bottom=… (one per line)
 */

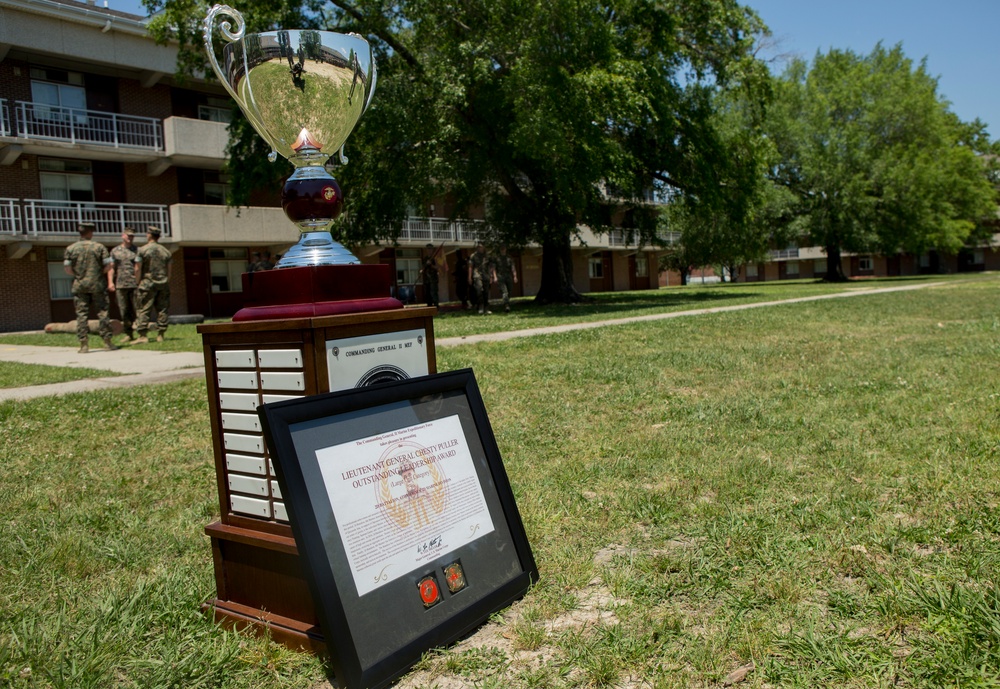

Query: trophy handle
left=203, top=4, right=245, bottom=103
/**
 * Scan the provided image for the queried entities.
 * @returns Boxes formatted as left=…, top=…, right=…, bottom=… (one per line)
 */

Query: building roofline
left=0, top=0, right=153, bottom=37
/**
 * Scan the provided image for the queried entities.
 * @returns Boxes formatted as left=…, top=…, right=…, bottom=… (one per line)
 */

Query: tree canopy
left=765, top=44, right=996, bottom=280
left=150, top=0, right=772, bottom=301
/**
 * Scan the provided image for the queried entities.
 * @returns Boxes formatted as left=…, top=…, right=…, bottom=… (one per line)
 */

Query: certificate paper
left=316, top=414, right=495, bottom=597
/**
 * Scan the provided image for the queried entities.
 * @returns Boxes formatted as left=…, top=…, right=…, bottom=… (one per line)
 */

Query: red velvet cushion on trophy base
left=232, top=264, right=403, bottom=322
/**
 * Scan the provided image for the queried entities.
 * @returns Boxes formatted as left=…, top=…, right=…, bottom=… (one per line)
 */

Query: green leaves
left=767, top=43, right=996, bottom=268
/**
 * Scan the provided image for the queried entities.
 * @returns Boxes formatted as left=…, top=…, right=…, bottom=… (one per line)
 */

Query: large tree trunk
left=679, top=266, right=690, bottom=285
left=535, top=233, right=583, bottom=303
left=825, top=244, right=849, bottom=282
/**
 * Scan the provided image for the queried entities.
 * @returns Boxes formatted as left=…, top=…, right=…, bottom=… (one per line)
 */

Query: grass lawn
left=0, top=361, right=120, bottom=389
left=1, top=277, right=999, bottom=687
left=0, top=275, right=980, bottom=354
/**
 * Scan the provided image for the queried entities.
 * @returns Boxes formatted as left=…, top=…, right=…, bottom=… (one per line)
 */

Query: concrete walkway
left=0, top=281, right=945, bottom=402
left=0, top=345, right=203, bottom=402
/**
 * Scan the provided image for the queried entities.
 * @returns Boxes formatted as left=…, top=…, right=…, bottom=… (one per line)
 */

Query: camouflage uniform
left=494, top=252, right=516, bottom=312
left=468, top=250, right=493, bottom=314
left=111, top=241, right=138, bottom=337
left=421, top=253, right=439, bottom=306
left=64, top=239, right=113, bottom=343
left=135, top=242, right=172, bottom=337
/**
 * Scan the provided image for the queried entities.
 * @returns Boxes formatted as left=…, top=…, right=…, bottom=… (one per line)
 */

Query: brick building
left=0, top=0, right=666, bottom=332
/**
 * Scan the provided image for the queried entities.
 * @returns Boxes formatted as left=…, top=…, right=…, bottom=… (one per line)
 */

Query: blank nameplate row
left=223, top=432, right=264, bottom=454
left=226, top=453, right=266, bottom=476
left=215, top=349, right=303, bottom=370
left=229, top=494, right=290, bottom=522
left=219, top=392, right=304, bottom=412
left=217, top=370, right=305, bottom=392
left=221, top=412, right=261, bottom=433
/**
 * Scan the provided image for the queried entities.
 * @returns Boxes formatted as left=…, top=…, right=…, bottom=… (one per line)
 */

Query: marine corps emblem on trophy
left=204, top=5, right=377, bottom=268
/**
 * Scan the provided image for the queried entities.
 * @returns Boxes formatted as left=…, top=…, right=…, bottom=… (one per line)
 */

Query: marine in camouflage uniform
left=63, top=222, right=116, bottom=353
left=493, top=245, right=518, bottom=313
left=111, top=227, right=139, bottom=342
left=420, top=244, right=439, bottom=307
left=134, top=226, right=172, bottom=343
left=467, top=242, right=495, bottom=315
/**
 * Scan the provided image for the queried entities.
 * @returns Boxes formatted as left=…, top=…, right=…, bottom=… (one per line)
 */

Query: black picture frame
left=258, top=368, right=538, bottom=689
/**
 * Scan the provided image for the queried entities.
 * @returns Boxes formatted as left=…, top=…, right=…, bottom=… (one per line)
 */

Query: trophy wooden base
left=199, top=305, right=438, bottom=654
left=233, top=264, right=402, bottom=321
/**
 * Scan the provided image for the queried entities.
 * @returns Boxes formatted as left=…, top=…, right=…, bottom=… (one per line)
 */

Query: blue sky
left=749, top=0, right=1000, bottom=133
left=109, top=0, right=1000, bottom=135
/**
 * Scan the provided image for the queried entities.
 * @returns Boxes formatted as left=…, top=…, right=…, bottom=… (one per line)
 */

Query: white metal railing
left=15, top=101, right=163, bottom=151
left=0, top=99, right=9, bottom=137
left=398, top=217, right=486, bottom=243
left=0, top=198, right=22, bottom=235
left=22, top=200, right=170, bottom=237
left=769, top=248, right=800, bottom=260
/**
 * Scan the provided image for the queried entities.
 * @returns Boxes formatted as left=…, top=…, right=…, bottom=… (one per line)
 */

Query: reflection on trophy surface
left=204, top=5, right=377, bottom=268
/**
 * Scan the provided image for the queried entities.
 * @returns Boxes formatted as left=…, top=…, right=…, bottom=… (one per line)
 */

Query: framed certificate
left=258, top=369, right=537, bottom=689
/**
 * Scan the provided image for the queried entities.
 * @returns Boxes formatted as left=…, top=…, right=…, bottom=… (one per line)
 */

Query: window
left=209, top=247, right=247, bottom=292
left=30, top=67, right=87, bottom=122
left=588, top=255, right=604, bottom=279
left=396, top=249, right=420, bottom=285
left=919, top=253, right=931, bottom=268
left=635, top=254, right=648, bottom=278
left=198, top=97, right=231, bottom=123
left=814, top=259, right=826, bottom=273
left=858, top=257, right=873, bottom=272
left=46, top=247, right=73, bottom=299
left=973, top=249, right=985, bottom=265
left=39, top=158, right=94, bottom=202
left=746, top=263, right=758, bottom=278
left=786, top=261, right=799, bottom=276
left=204, top=171, right=230, bottom=206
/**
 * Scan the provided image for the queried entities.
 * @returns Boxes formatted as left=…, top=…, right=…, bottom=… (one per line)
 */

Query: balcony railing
left=21, top=200, right=170, bottom=237
left=609, top=229, right=680, bottom=247
left=0, top=99, right=10, bottom=137
left=769, top=248, right=800, bottom=260
left=14, top=101, right=163, bottom=151
left=398, top=217, right=485, bottom=243
left=0, top=198, right=22, bottom=235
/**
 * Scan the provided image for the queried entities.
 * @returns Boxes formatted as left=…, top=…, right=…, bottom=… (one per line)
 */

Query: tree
left=152, top=0, right=771, bottom=302
left=766, top=44, right=996, bottom=281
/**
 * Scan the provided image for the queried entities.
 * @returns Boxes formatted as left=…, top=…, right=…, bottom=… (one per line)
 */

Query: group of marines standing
left=421, top=242, right=518, bottom=314
left=63, top=222, right=172, bottom=354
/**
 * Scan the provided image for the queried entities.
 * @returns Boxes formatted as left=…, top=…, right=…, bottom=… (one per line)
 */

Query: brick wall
left=0, top=58, right=34, bottom=106
left=0, top=155, right=42, bottom=200
left=124, top=163, right=178, bottom=205
left=0, top=246, right=56, bottom=332
left=117, top=79, right=173, bottom=121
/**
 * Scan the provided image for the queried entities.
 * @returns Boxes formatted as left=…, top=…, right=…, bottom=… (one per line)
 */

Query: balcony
left=769, top=248, right=800, bottom=260
left=154, top=117, right=229, bottom=174
left=397, top=217, right=486, bottom=243
left=11, top=101, right=163, bottom=152
left=0, top=198, right=22, bottom=236
left=607, top=229, right=679, bottom=247
left=19, top=199, right=170, bottom=237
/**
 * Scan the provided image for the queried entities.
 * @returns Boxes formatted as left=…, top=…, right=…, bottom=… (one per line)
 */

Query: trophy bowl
left=204, top=5, right=377, bottom=268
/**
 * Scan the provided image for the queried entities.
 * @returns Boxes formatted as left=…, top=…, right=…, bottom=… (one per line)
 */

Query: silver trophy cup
left=204, top=5, right=377, bottom=268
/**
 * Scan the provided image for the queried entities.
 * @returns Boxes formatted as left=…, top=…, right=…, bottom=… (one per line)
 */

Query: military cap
left=146, top=226, right=162, bottom=237
left=123, top=227, right=135, bottom=236
left=78, top=222, right=96, bottom=233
